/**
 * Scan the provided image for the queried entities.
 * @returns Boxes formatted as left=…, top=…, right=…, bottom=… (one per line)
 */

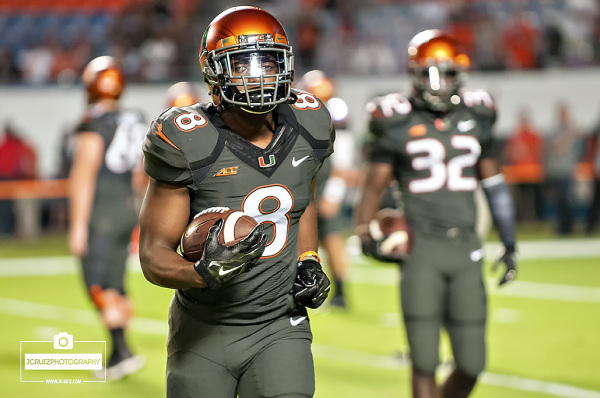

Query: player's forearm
left=482, top=174, right=516, bottom=249
left=297, top=200, right=319, bottom=255
left=68, top=165, right=96, bottom=232
left=354, top=187, right=382, bottom=234
left=139, top=245, right=207, bottom=289
left=355, top=163, right=393, bottom=231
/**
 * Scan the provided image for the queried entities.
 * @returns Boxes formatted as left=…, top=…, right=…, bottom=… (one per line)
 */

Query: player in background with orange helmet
left=69, top=56, right=147, bottom=380
left=297, top=70, right=362, bottom=309
left=164, top=81, right=202, bottom=109
left=355, top=30, right=517, bottom=397
left=138, top=6, right=333, bottom=397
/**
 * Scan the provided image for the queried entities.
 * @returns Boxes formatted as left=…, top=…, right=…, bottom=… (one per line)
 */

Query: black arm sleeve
left=482, top=175, right=516, bottom=250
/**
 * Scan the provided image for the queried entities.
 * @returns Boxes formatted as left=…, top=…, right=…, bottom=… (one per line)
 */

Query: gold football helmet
left=165, top=82, right=201, bottom=108
left=199, top=6, right=294, bottom=114
left=407, top=29, right=470, bottom=112
left=298, top=70, right=348, bottom=126
left=81, top=56, right=125, bottom=104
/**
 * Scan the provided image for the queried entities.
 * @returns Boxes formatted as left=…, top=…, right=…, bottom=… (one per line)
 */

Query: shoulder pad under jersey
left=365, top=93, right=412, bottom=137
left=143, top=103, right=219, bottom=185
left=286, top=89, right=334, bottom=163
left=459, top=88, right=497, bottom=125
left=288, top=89, right=334, bottom=142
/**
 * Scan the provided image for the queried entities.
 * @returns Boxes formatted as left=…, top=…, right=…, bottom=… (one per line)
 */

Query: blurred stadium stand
left=0, top=0, right=598, bottom=237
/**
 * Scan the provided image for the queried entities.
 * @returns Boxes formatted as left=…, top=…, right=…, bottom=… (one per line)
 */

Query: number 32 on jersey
left=408, top=136, right=481, bottom=193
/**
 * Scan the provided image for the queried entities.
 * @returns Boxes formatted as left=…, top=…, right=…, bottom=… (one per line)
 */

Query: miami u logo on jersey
left=258, top=155, right=276, bottom=168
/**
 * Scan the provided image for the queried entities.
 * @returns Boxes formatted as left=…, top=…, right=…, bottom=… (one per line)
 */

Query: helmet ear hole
left=209, top=84, right=222, bottom=106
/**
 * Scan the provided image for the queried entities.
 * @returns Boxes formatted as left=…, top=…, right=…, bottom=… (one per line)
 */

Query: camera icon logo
left=53, top=332, right=74, bottom=350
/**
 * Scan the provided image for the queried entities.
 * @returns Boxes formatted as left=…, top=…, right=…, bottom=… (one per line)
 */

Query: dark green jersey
left=143, top=89, right=334, bottom=325
left=367, top=89, right=498, bottom=230
left=75, top=107, right=146, bottom=228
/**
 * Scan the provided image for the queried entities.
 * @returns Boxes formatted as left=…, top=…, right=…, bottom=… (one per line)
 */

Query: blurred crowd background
left=1, top=0, right=600, bottom=242
left=0, top=0, right=598, bottom=84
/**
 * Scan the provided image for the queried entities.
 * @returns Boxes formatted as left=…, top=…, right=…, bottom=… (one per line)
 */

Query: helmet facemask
left=203, top=35, right=294, bottom=114
left=410, top=61, right=464, bottom=113
left=406, top=29, right=470, bottom=114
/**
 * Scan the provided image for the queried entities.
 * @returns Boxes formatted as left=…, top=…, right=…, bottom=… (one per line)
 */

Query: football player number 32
left=408, top=136, right=481, bottom=193
left=242, top=185, right=293, bottom=257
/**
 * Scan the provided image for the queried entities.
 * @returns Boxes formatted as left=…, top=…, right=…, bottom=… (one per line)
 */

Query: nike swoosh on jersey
left=457, top=120, right=476, bottom=132
left=290, top=316, right=307, bottom=326
left=292, top=155, right=309, bottom=167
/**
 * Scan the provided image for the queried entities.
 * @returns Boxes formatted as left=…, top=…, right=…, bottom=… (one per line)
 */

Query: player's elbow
left=139, top=250, right=161, bottom=286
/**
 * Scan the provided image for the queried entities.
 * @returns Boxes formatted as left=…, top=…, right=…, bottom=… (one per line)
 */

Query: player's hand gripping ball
left=181, top=207, right=267, bottom=289
left=361, top=208, right=412, bottom=263
left=180, top=207, right=259, bottom=262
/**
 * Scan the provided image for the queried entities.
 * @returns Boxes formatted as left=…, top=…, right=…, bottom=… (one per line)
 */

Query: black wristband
left=193, top=260, right=220, bottom=289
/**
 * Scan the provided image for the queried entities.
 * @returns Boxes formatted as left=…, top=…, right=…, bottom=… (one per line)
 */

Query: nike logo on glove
left=292, top=156, right=309, bottom=167
left=217, top=265, right=238, bottom=276
left=290, top=316, right=307, bottom=326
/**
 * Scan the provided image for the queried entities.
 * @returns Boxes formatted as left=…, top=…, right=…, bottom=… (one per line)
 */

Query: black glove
left=293, top=259, right=330, bottom=309
left=194, top=220, right=267, bottom=289
left=361, top=235, right=406, bottom=263
left=493, top=245, right=517, bottom=286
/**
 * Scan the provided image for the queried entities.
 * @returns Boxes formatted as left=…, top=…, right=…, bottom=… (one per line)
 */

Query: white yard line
left=1, top=297, right=598, bottom=397
left=2, top=237, right=599, bottom=277
left=2, top=254, right=600, bottom=304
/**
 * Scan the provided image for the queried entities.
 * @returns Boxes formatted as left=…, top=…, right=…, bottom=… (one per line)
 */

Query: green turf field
left=1, top=235, right=599, bottom=398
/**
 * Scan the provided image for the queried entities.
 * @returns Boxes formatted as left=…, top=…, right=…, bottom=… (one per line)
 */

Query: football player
left=355, top=29, right=517, bottom=398
left=68, top=56, right=146, bottom=380
left=164, top=81, right=201, bottom=109
left=297, top=70, right=360, bottom=310
left=138, top=6, right=332, bottom=397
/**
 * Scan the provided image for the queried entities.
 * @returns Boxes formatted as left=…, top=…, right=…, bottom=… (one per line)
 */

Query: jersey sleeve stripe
left=155, top=122, right=181, bottom=150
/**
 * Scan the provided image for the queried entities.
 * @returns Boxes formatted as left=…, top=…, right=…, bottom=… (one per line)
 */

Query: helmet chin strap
left=416, top=90, right=453, bottom=113
left=239, top=105, right=276, bottom=114
left=232, top=87, right=278, bottom=114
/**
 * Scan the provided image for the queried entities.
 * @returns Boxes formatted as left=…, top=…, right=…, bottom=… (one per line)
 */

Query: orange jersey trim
left=155, top=123, right=180, bottom=150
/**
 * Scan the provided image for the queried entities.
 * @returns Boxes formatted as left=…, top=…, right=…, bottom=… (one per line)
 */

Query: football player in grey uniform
left=139, top=6, right=333, bottom=398
left=297, top=70, right=359, bottom=310
left=355, top=30, right=517, bottom=398
left=69, top=56, right=146, bottom=380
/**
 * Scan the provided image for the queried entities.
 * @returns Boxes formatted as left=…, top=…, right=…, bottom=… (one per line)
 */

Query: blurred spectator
left=295, top=12, right=321, bottom=72
left=544, top=101, right=582, bottom=235
left=0, top=48, right=21, bottom=83
left=541, top=9, right=564, bottom=67
left=584, top=113, right=600, bottom=234
left=0, top=123, right=38, bottom=236
left=473, top=14, right=505, bottom=71
left=446, top=2, right=476, bottom=61
left=504, top=108, right=544, bottom=222
left=18, top=40, right=55, bottom=84
left=140, top=29, right=177, bottom=81
left=501, top=6, right=541, bottom=69
left=561, top=0, right=597, bottom=67
left=1, top=0, right=599, bottom=84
